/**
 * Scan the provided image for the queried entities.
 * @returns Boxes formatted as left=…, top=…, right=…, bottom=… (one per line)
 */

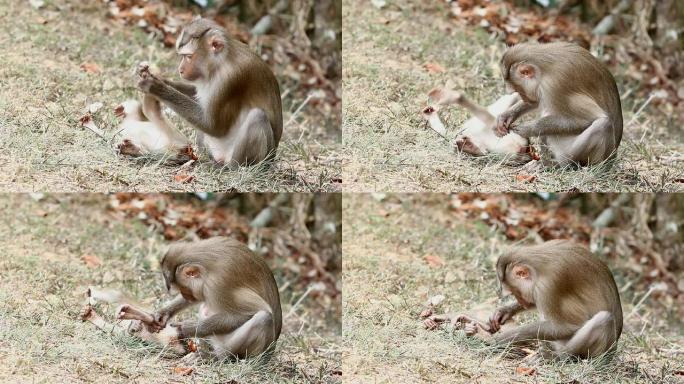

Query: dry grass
left=342, top=194, right=684, bottom=383
left=0, top=194, right=341, bottom=383
left=0, top=0, right=341, bottom=192
left=341, top=0, right=684, bottom=192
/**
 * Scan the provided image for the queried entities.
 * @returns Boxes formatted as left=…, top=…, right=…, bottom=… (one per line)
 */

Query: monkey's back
left=187, top=237, right=283, bottom=340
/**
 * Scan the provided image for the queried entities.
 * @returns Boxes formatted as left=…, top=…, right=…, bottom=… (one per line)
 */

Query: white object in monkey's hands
left=114, top=95, right=194, bottom=161
left=423, top=88, right=533, bottom=162
left=80, top=287, right=190, bottom=355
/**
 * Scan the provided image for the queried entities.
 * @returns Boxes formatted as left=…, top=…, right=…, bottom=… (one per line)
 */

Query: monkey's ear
left=180, top=264, right=202, bottom=278
left=517, top=64, right=535, bottom=79
left=512, top=265, right=530, bottom=280
left=208, top=35, right=225, bottom=53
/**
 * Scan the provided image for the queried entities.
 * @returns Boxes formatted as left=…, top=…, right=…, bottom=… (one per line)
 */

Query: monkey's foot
left=79, top=304, right=95, bottom=322
left=117, top=139, right=143, bottom=157
left=454, top=136, right=484, bottom=156
left=423, top=314, right=450, bottom=330
left=114, top=104, right=125, bottom=118
left=428, top=87, right=463, bottom=105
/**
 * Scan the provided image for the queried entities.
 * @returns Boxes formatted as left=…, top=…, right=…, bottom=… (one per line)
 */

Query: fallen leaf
left=88, top=102, right=104, bottom=114
left=172, top=366, right=194, bottom=376
left=81, top=254, right=101, bottom=268
left=174, top=171, right=195, bottom=184
left=423, top=62, right=445, bottom=74
left=35, top=209, right=48, bottom=217
left=80, top=62, right=101, bottom=74
left=29, top=0, right=44, bottom=9
left=515, top=174, right=536, bottom=183
left=427, top=294, right=445, bottom=306
left=371, top=0, right=387, bottom=9
left=423, top=254, right=444, bottom=267
left=515, top=367, right=536, bottom=376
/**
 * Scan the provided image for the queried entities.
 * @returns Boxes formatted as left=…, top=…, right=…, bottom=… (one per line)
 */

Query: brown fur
left=494, top=240, right=623, bottom=359
left=161, top=237, right=282, bottom=344
left=177, top=19, right=283, bottom=144
left=500, top=42, right=623, bottom=166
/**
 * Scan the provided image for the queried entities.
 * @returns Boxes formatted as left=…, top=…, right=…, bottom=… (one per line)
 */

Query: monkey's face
left=172, top=262, right=206, bottom=302
left=506, top=63, right=540, bottom=103
left=503, top=263, right=535, bottom=308
left=176, top=24, right=227, bottom=82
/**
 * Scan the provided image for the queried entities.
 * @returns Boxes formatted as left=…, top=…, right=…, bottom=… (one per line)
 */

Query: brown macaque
left=496, top=42, right=623, bottom=167
left=151, top=237, right=282, bottom=360
left=424, top=87, right=533, bottom=164
left=487, top=240, right=623, bottom=359
left=137, top=18, right=283, bottom=168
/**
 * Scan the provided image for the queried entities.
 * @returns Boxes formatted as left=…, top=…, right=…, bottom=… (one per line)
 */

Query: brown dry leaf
left=172, top=366, right=194, bottom=376
left=423, top=62, right=445, bottom=74
left=423, top=254, right=444, bottom=267
left=515, top=174, right=536, bottom=183
left=79, top=62, right=101, bottom=73
left=35, top=209, right=48, bottom=217
left=81, top=254, right=101, bottom=268
left=515, top=367, right=536, bottom=376
left=173, top=171, right=195, bottom=184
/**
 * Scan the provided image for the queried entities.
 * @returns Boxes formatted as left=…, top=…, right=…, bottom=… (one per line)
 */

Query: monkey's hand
left=137, top=75, right=165, bottom=94
left=495, top=113, right=515, bottom=137
left=489, top=307, right=515, bottom=333
left=136, top=61, right=152, bottom=79
left=148, top=311, right=171, bottom=333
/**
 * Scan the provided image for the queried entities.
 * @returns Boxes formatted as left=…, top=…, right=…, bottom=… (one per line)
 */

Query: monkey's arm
left=495, top=100, right=537, bottom=136
left=176, top=313, right=255, bottom=339
left=513, top=115, right=593, bottom=138
left=494, top=321, right=579, bottom=345
left=163, top=79, right=197, bottom=98
left=151, top=295, right=195, bottom=331
left=139, top=77, right=211, bottom=133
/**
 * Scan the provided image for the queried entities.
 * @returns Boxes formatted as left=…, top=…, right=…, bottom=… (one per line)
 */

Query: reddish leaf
left=81, top=254, right=101, bottom=268
left=79, top=62, right=101, bottom=73
left=423, top=254, right=444, bottom=267
left=423, top=62, right=445, bottom=74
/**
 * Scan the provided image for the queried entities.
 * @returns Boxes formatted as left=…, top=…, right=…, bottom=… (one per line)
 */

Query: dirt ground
left=341, top=0, right=684, bottom=193
left=342, top=194, right=684, bottom=383
left=0, top=194, right=341, bottom=383
left=0, top=0, right=341, bottom=193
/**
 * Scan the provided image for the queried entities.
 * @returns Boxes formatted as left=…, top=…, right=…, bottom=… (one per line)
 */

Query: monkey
left=136, top=18, right=283, bottom=168
left=79, top=287, right=189, bottom=355
left=481, top=240, right=623, bottom=360
left=423, top=87, right=534, bottom=165
left=115, top=85, right=195, bottom=163
left=149, top=236, right=282, bottom=360
left=496, top=42, right=623, bottom=167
